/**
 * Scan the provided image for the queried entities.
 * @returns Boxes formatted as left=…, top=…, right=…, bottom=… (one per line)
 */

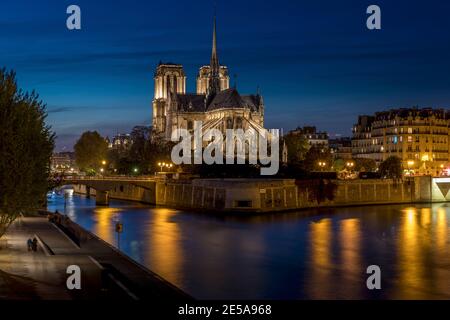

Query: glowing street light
left=101, top=160, right=107, bottom=166
left=318, top=161, right=326, bottom=171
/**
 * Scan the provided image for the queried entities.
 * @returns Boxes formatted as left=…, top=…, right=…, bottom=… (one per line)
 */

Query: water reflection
left=307, top=218, right=332, bottom=299
left=338, top=219, right=362, bottom=298
left=92, top=207, right=123, bottom=245
left=47, top=195, right=450, bottom=299
left=145, top=208, right=184, bottom=286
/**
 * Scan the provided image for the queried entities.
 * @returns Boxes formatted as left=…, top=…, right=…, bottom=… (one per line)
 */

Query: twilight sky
left=1, top=0, right=450, bottom=151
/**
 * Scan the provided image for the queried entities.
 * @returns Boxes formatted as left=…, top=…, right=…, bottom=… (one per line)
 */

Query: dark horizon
left=1, top=0, right=450, bottom=151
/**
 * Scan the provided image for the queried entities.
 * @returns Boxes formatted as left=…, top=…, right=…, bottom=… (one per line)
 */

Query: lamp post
left=157, top=162, right=173, bottom=173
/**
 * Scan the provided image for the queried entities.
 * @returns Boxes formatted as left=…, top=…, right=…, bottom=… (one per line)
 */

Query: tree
left=333, top=158, right=345, bottom=172
left=0, top=68, right=54, bottom=239
left=379, top=156, right=403, bottom=180
left=302, top=145, right=333, bottom=172
left=283, top=133, right=310, bottom=165
left=354, top=158, right=377, bottom=172
left=74, top=131, right=108, bottom=173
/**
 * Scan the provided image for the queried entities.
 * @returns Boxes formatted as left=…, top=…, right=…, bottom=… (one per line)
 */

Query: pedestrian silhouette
left=32, top=238, right=38, bottom=252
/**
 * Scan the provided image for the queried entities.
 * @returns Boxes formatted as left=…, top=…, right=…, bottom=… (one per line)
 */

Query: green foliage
left=0, top=68, right=54, bottom=238
left=333, top=158, right=345, bottom=172
left=354, top=158, right=377, bottom=172
left=283, top=133, right=310, bottom=165
left=74, top=131, right=108, bottom=172
left=379, top=156, right=403, bottom=179
left=302, top=146, right=333, bottom=172
left=107, top=129, right=173, bottom=175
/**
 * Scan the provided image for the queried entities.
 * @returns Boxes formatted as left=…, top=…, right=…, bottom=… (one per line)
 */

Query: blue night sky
left=1, top=0, right=450, bottom=151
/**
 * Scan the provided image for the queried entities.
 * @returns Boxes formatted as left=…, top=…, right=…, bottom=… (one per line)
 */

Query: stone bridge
left=63, top=176, right=157, bottom=205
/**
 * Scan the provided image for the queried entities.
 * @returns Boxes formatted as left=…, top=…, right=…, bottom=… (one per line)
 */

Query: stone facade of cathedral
left=151, top=17, right=265, bottom=140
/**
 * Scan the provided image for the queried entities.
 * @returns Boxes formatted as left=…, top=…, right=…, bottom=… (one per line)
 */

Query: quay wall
left=72, top=176, right=436, bottom=213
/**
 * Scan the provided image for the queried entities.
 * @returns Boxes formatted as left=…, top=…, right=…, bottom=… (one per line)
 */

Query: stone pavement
left=0, top=216, right=190, bottom=300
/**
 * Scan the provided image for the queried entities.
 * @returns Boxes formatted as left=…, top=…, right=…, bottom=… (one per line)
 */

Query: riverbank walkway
left=0, top=216, right=190, bottom=300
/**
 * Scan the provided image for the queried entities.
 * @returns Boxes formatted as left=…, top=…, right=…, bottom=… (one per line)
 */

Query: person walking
left=27, top=238, right=32, bottom=251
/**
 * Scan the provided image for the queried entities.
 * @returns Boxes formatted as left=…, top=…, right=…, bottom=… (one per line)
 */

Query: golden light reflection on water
left=394, top=206, right=450, bottom=298
left=146, top=208, right=183, bottom=286
left=396, top=207, right=423, bottom=298
left=339, top=219, right=362, bottom=297
left=93, top=207, right=122, bottom=244
left=436, top=208, right=447, bottom=252
left=307, top=217, right=363, bottom=299
left=307, top=218, right=332, bottom=298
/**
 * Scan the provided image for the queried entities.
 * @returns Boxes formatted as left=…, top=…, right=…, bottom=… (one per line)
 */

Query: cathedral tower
left=152, top=63, right=186, bottom=134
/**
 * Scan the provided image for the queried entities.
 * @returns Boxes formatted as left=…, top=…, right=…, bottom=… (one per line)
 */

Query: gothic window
left=187, top=120, right=193, bottom=130
left=226, top=117, right=233, bottom=129
left=236, top=117, right=243, bottom=129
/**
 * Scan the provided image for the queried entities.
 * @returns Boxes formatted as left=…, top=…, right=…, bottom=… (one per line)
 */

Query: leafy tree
left=354, top=158, right=377, bottom=172
left=74, top=131, right=108, bottom=173
left=0, top=69, right=54, bottom=239
left=379, top=156, right=403, bottom=179
left=333, top=158, right=345, bottom=172
left=283, top=133, right=310, bottom=165
left=302, top=145, right=333, bottom=172
left=107, top=131, right=173, bottom=175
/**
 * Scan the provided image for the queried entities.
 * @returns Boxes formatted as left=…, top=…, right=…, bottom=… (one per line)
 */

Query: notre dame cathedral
left=152, top=16, right=265, bottom=140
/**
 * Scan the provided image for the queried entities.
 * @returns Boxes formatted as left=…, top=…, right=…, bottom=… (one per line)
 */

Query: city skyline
left=1, top=0, right=450, bottom=151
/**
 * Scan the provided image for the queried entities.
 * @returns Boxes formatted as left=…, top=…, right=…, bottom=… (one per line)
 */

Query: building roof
left=374, top=107, right=449, bottom=121
left=174, top=88, right=263, bottom=113
left=175, top=93, right=206, bottom=112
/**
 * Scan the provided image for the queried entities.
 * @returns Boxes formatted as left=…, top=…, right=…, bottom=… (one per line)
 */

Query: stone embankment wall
left=72, top=176, right=433, bottom=212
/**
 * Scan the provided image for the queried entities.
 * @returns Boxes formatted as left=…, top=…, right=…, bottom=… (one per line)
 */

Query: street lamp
left=158, top=162, right=173, bottom=173
left=318, top=161, right=326, bottom=171
left=101, top=160, right=107, bottom=166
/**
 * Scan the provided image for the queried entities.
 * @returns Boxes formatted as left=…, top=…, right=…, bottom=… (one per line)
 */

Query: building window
left=187, top=120, right=193, bottom=130
left=408, top=136, right=413, bottom=143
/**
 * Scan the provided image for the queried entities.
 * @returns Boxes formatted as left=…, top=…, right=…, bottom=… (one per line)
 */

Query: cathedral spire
left=209, top=10, right=221, bottom=95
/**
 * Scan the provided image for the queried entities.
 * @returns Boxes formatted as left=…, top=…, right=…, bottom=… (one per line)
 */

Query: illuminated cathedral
left=151, top=16, right=265, bottom=140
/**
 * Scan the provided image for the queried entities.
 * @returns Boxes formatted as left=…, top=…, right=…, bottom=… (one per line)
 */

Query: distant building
left=352, top=108, right=450, bottom=176
left=289, top=126, right=329, bottom=148
left=329, top=137, right=352, bottom=159
left=107, top=126, right=152, bottom=152
left=51, top=152, right=77, bottom=173
left=107, top=133, right=132, bottom=151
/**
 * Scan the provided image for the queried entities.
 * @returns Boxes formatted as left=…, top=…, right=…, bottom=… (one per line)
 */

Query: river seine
left=48, top=194, right=449, bottom=299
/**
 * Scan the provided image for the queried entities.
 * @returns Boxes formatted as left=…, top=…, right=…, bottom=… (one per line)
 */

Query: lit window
left=408, top=136, right=413, bottom=143
left=408, top=128, right=412, bottom=134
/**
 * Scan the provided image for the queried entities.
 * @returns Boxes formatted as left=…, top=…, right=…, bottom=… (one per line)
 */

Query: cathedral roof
left=175, top=93, right=206, bottom=112
left=174, top=88, right=263, bottom=113
left=207, top=88, right=247, bottom=110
